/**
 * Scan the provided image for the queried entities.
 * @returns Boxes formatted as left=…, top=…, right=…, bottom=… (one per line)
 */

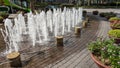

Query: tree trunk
left=88, top=0, right=91, bottom=6
left=30, top=0, right=35, bottom=13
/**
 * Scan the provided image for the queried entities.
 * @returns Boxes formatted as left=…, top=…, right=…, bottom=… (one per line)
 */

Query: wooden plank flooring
left=0, top=13, right=110, bottom=68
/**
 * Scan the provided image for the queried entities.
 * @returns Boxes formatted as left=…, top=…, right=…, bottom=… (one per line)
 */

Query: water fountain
left=0, top=7, right=83, bottom=67
left=0, top=19, right=22, bottom=67
left=2, top=19, right=19, bottom=54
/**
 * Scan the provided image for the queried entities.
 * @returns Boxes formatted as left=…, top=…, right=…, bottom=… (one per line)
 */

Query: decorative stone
left=83, top=21, right=87, bottom=28
left=56, top=36, right=63, bottom=46
left=75, top=27, right=82, bottom=37
left=7, top=52, right=22, bottom=67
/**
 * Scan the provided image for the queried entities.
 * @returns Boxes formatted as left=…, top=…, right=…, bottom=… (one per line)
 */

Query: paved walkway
left=0, top=13, right=111, bottom=68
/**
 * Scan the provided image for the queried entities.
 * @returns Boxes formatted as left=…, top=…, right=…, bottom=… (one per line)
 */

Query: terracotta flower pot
left=110, top=20, right=120, bottom=29
left=114, top=38, right=120, bottom=44
left=90, top=54, right=111, bottom=68
left=111, top=27, right=120, bottom=30
left=109, top=21, right=115, bottom=23
left=108, top=35, right=120, bottom=44
left=109, top=20, right=119, bottom=23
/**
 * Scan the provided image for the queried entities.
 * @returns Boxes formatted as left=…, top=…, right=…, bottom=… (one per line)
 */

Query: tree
left=27, top=0, right=35, bottom=12
left=87, top=0, right=91, bottom=6
left=76, top=0, right=82, bottom=6
left=0, top=0, right=4, bottom=5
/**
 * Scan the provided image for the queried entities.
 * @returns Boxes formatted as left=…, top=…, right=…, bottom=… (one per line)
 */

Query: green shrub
left=60, top=4, right=74, bottom=8
left=0, top=16, right=3, bottom=19
left=108, top=29, right=120, bottom=38
left=99, top=13, right=105, bottom=17
left=0, top=12, right=9, bottom=18
left=51, top=2, right=61, bottom=6
left=88, top=39, right=120, bottom=68
left=109, top=17, right=120, bottom=21
left=0, top=16, right=3, bottom=23
left=110, top=21, right=120, bottom=29
left=93, top=10, right=99, bottom=15
left=99, top=12, right=116, bottom=20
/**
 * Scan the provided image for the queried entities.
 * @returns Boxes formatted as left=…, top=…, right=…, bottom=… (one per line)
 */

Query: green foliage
left=3, top=0, right=30, bottom=12
left=110, top=21, right=120, bottom=29
left=51, top=2, right=61, bottom=6
left=35, top=2, right=48, bottom=8
left=0, top=6, right=9, bottom=12
left=0, top=16, right=3, bottom=23
left=60, top=4, right=74, bottom=8
left=99, top=12, right=116, bottom=20
left=104, top=12, right=116, bottom=18
left=109, top=17, right=120, bottom=21
left=0, top=12, right=8, bottom=16
left=88, top=39, right=120, bottom=67
left=0, top=12, right=9, bottom=18
left=107, top=44, right=120, bottom=68
left=99, top=13, right=105, bottom=17
left=108, top=30, right=120, bottom=38
left=26, top=0, right=30, bottom=2
left=0, top=16, right=3, bottom=19
left=88, top=39, right=102, bottom=55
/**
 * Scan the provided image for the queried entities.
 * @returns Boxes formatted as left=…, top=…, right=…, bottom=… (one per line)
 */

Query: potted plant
left=93, top=10, right=99, bottom=15
left=105, top=12, right=116, bottom=20
left=99, top=13, right=105, bottom=17
left=110, top=21, right=120, bottom=29
left=88, top=39, right=120, bottom=68
left=109, top=17, right=120, bottom=22
left=109, top=17, right=120, bottom=23
left=108, top=29, right=120, bottom=44
left=99, top=12, right=116, bottom=20
left=0, top=16, right=3, bottom=23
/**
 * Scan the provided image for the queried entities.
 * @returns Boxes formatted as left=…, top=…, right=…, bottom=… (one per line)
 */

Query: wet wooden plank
left=63, top=49, right=89, bottom=68
left=38, top=19, right=99, bottom=67
left=0, top=14, right=111, bottom=68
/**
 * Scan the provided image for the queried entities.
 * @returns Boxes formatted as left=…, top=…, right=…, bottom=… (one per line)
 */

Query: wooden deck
left=0, top=13, right=110, bottom=68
